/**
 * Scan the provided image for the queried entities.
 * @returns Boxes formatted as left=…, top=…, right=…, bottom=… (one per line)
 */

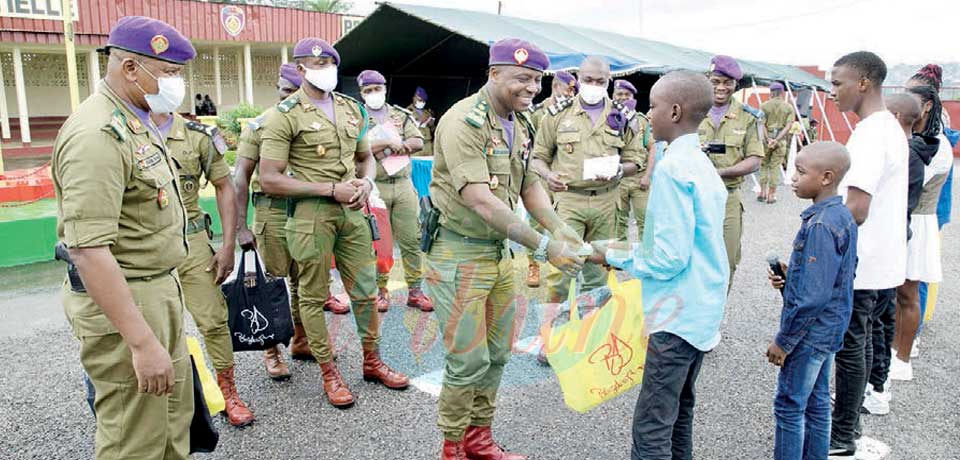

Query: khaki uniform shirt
left=760, top=98, right=794, bottom=140
left=430, top=88, right=541, bottom=241
left=236, top=107, right=279, bottom=195
left=260, top=88, right=370, bottom=183
left=697, top=99, right=765, bottom=188
left=166, top=114, right=231, bottom=222
left=368, top=104, right=423, bottom=180
left=407, top=105, right=434, bottom=145
left=533, top=97, right=643, bottom=190
left=52, top=82, right=188, bottom=278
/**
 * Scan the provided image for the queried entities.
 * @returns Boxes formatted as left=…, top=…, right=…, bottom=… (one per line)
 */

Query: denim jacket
left=777, top=196, right=858, bottom=354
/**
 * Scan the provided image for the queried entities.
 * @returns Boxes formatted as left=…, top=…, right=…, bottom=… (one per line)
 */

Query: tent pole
left=394, top=33, right=457, bottom=74
left=813, top=90, right=836, bottom=141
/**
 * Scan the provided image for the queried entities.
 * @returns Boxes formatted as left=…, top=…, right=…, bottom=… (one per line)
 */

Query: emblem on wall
left=220, top=5, right=246, bottom=37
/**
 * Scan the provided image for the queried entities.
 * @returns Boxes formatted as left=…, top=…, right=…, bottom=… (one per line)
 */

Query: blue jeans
left=775, top=341, right=833, bottom=460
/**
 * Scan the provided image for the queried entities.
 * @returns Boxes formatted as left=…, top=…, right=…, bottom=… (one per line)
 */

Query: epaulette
left=277, top=95, right=299, bottom=113
left=547, top=95, right=574, bottom=117
left=393, top=105, right=413, bottom=116
left=611, top=100, right=638, bottom=124
left=465, top=99, right=488, bottom=128
left=185, top=120, right=218, bottom=138
left=527, top=101, right=543, bottom=113
left=104, top=108, right=128, bottom=141
left=334, top=91, right=361, bottom=105
left=742, top=105, right=762, bottom=119
left=247, top=115, right=265, bottom=132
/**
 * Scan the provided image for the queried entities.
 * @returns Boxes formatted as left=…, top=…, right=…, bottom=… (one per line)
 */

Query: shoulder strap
left=547, top=95, right=574, bottom=117
left=277, top=95, right=299, bottom=113
left=465, top=98, right=488, bottom=128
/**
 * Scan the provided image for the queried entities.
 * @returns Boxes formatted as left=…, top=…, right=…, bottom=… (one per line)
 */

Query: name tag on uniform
left=137, top=152, right=164, bottom=170
left=491, top=147, right=510, bottom=156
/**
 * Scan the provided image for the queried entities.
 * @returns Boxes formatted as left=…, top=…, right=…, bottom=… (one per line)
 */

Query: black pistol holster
left=419, top=196, right=441, bottom=253
left=55, top=242, right=86, bottom=293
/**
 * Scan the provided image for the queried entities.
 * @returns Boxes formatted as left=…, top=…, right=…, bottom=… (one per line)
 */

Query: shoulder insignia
left=547, top=95, right=574, bottom=117
left=277, top=95, right=300, bottom=113
left=334, top=91, right=361, bottom=105
left=392, top=105, right=413, bottom=116
left=185, top=120, right=218, bottom=138
left=465, top=99, right=488, bottom=128
left=247, top=115, right=265, bottom=132
left=527, top=101, right=543, bottom=113
left=105, top=109, right=128, bottom=141
left=743, top=105, right=762, bottom=119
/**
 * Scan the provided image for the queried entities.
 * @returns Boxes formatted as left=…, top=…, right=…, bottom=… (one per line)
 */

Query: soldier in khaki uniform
left=697, top=55, right=765, bottom=288
left=52, top=17, right=194, bottom=459
left=611, top=79, right=657, bottom=240
left=149, top=110, right=255, bottom=426
left=428, top=38, right=584, bottom=460
left=758, top=82, right=795, bottom=203
left=258, top=38, right=409, bottom=409
left=524, top=70, right=578, bottom=288
left=236, top=63, right=344, bottom=382
left=531, top=56, right=642, bottom=304
left=408, top=86, right=436, bottom=156
left=356, top=70, right=435, bottom=312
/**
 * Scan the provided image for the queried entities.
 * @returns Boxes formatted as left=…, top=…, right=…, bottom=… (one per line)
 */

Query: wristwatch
left=532, top=234, right=550, bottom=263
left=363, top=176, right=376, bottom=191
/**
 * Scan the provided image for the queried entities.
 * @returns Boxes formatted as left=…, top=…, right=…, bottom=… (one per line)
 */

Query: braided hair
left=909, top=64, right=943, bottom=92
left=906, top=84, right=942, bottom=138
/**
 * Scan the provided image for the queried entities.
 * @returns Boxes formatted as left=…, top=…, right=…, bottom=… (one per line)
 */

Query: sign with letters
left=1, top=0, right=78, bottom=20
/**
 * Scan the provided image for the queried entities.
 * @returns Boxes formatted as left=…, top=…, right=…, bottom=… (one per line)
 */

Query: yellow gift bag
left=542, top=272, right=646, bottom=413
left=186, top=336, right=225, bottom=415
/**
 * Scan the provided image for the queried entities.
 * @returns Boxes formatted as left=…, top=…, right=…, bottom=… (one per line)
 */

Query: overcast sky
left=351, top=0, right=960, bottom=68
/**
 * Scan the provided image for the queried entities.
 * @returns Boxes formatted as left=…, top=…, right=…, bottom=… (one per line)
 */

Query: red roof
left=0, top=0, right=341, bottom=46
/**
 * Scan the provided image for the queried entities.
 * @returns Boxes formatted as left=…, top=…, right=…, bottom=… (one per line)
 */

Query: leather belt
left=185, top=215, right=210, bottom=235
left=252, top=193, right=288, bottom=210
left=437, top=227, right=503, bottom=247
left=565, top=185, right=616, bottom=196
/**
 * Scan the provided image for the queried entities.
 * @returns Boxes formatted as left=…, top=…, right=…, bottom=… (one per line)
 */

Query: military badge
left=157, top=188, right=169, bottom=208
left=150, top=35, right=169, bottom=55
left=513, top=48, right=529, bottom=65
left=489, top=175, right=499, bottom=190
left=128, top=117, right=142, bottom=132
left=565, top=143, right=574, bottom=153
left=184, top=179, right=196, bottom=192
left=312, top=45, right=322, bottom=57
left=317, top=144, right=326, bottom=157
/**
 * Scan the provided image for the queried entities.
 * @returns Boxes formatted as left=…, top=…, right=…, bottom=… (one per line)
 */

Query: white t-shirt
left=925, top=132, right=954, bottom=184
left=840, top=110, right=909, bottom=290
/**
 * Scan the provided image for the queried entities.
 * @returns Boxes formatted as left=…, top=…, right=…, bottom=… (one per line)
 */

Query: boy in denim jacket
left=767, top=141, right=858, bottom=460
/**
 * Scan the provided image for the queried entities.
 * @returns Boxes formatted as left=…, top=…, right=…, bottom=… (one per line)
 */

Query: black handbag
left=189, top=356, right=219, bottom=454
left=220, top=249, right=294, bottom=351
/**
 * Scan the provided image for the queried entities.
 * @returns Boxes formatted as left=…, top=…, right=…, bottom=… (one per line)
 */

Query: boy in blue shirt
left=589, top=70, right=728, bottom=460
left=767, top=141, right=858, bottom=460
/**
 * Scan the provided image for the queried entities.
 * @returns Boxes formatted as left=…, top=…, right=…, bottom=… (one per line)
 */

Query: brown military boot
left=362, top=349, right=409, bottom=390
left=375, top=288, right=391, bottom=312
left=407, top=286, right=434, bottom=312
left=263, top=345, right=291, bottom=381
left=441, top=439, right=469, bottom=460
left=289, top=323, right=314, bottom=361
left=215, top=367, right=255, bottom=427
left=323, top=294, right=351, bottom=315
left=464, top=425, right=527, bottom=460
left=319, top=361, right=354, bottom=408
left=526, top=262, right=540, bottom=288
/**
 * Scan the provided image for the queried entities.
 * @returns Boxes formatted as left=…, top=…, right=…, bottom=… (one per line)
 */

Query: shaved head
left=655, top=71, right=713, bottom=122
left=579, top=56, right=611, bottom=77
left=885, top=93, right=921, bottom=135
left=801, top=141, right=851, bottom=181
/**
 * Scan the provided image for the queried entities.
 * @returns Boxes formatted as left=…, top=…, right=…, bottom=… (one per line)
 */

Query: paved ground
left=2, top=174, right=959, bottom=459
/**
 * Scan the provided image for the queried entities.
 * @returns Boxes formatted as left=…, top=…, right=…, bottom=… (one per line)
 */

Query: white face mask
left=363, top=90, right=387, bottom=110
left=579, top=83, right=606, bottom=105
left=137, top=63, right=186, bottom=114
left=415, top=101, right=426, bottom=110
left=304, top=65, right=338, bottom=92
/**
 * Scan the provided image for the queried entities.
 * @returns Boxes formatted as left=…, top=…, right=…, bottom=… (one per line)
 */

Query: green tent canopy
left=335, top=2, right=827, bottom=113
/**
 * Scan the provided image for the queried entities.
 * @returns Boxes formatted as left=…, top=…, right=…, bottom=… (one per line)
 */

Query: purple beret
left=489, top=38, right=549, bottom=72
left=278, top=63, right=301, bottom=88
left=769, top=82, right=785, bottom=92
left=614, top=79, right=637, bottom=95
left=293, top=37, right=340, bottom=65
left=357, top=70, right=386, bottom=88
left=555, top=70, right=579, bottom=91
left=709, top=55, right=742, bottom=80
left=415, top=87, right=428, bottom=101
left=103, top=16, right=195, bottom=65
